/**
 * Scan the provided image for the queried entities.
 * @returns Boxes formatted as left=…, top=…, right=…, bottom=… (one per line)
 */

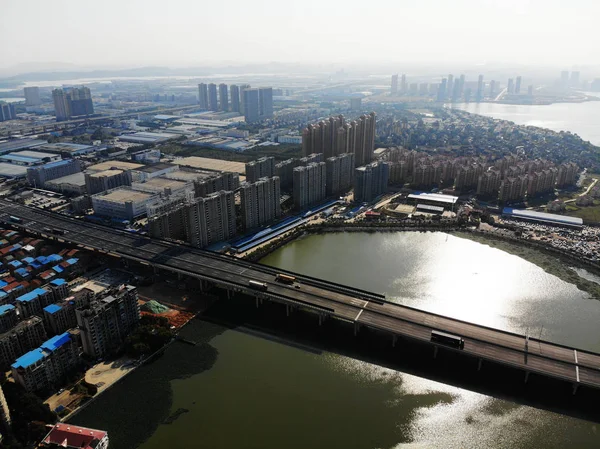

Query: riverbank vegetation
left=125, top=315, right=174, bottom=357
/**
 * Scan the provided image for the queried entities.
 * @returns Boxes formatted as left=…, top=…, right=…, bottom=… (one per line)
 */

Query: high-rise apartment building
left=489, top=80, right=496, bottom=97
left=437, top=78, right=447, bottom=102
left=208, top=83, right=218, bottom=111
left=239, top=84, right=251, bottom=115
left=219, top=83, right=229, bottom=111
left=507, top=78, right=515, bottom=94
left=557, top=162, right=578, bottom=187
left=476, top=75, right=484, bottom=102
left=52, top=87, right=94, bottom=120
left=0, top=305, right=17, bottom=334
left=24, top=86, right=41, bottom=106
left=571, top=71, right=580, bottom=88
left=246, top=157, right=275, bottom=183
left=354, top=162, right=389, bottom=203
left=515, top=76, right=522, bottom=94
left=476, top=170, right=501, bottom=196
left=76, top=285, right=140, bottom=359
left=230, top=85, right=240, bottom=112
left=447, top=75, right=454, bottom=100
left=242, top=88, right=260, bottom=123
left=43, top=300, right=78, bottom=336
left=198, top=83, right=209, bottom=109
left=302, top=113, right=375, bottom=167
left=0, top=103, right=16, bottom=122
left=293, top=162, right=326, bottom=210
left=193, top=172, right=239, bottom=197
left=400, top=74, right=407, bottom=94
left=186, top=191, right=236, bottom=247
left=0, top=316, right=47, bottom=369
left=240, top=177, right=281, bottom=230
left=391, top=74, right=398, bottom=96
left=52, top=89, right=71, bottom=121
left=258, top=87, right=273, bottom=119
left=11, top=332, right=80, bottom=392
left=561, top=71, right=570, bottom=89
left=326, top=153, right=354, bottom=196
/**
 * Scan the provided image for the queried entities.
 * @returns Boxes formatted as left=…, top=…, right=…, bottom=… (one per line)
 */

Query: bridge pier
left=178, top=272, right=183, bottom=281
left=153, top=266, right=159, bottom=275
left=226, top=289, right=232, bottom=299
left=286, top=304, right=290, bottom=317
left=524, top=371, right=530, bottom=383
left=255, top=296, right=260, bottom=308
left=433, top=346, right=438, bottom=359
left=318, top=314, right=323, bottom=326
left=392, top=335, right=397, bottom=347
left=573, top=384, right=579, bottom=395
left=353, top=322, right=360, bottom=336
left=478, top=358, right=483, bottom=371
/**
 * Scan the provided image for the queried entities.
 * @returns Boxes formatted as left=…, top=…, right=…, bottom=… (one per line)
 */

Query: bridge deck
left=2, top=199, right=600, bottom=391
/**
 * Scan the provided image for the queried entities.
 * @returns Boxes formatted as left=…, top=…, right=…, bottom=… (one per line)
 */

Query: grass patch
left=158, top=142, right=302, bottom=162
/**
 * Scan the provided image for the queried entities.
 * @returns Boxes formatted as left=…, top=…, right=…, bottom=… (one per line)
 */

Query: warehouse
left=92, top=187, right=158, bottom=220
left=502, top=208, right=583, bottom=229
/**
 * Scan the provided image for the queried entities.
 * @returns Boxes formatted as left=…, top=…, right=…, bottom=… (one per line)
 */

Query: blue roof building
left=43, top=304, right=62, bottom=314
left=16, top=288, right=49, bottom=303
left=50, top=278, right=66, bottom=286
left=0, top=304, right=15, bottom=315
left=11, top=348, right=45, bottom=369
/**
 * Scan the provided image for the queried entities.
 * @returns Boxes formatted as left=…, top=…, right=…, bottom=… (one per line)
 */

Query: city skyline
left=1, top=0, right=599, bottom=71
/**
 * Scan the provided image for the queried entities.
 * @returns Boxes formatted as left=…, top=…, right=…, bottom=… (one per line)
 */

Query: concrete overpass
left=1, top=199, right=600, bottom=396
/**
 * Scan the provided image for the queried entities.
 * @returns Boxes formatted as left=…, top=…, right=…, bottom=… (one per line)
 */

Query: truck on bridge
left=275, top=274, right=296, bottom=285
left=248, top=280, right=268, bottom=291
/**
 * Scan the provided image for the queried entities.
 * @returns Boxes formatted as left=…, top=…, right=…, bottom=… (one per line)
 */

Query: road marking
left=355, top=309, right=364, bottom=322
left=574, top=350, right=580, bottom=383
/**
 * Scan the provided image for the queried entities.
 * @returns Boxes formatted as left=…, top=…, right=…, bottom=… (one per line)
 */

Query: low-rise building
left=26, top=159, right=82, bottom=189
left=91, top=188, right=159, bottom=220
left=39, top=423, right=108, bottom=449
left=11, top=331, right=80, bottom=392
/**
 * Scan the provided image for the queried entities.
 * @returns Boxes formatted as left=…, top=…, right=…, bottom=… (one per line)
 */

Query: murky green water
left=72, top=232, right=600, bottom=448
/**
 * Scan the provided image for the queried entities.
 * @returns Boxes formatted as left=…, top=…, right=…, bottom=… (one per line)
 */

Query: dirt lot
left=85, top=357, right=137, bottom=394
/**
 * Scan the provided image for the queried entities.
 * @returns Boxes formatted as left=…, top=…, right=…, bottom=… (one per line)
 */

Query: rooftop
left=13, top=150, right=58, bottom=159
left=0, top=304, right=15, bottom=315
left=0, top=139, right=46, bottom=155
left=43, top=303, right=62, bottom=314
left=41, top=331, right=71, bottom=351
left=134, top=162, right=178, bottom=173
left=33, top=159, right=74, bottom=170
left=0, top=163, right=27, bottom=178
left=503, top=208, right=584, bottom=227
left=15, top=287, right=49, bottom=303
left=177, top=156, right=245, bottom=174
left=12, top=348, right=45, bottom=369
left=42, top=423, right=107, bottom=449
left=95, top=188, right=155, bottom=203
left=87, top=160, right=143, bottom=172
left=50, top=278, right=67, bottom=286
left=45, top=172, right=86, bottom=187
left=408, top=192, right=459, bottom=204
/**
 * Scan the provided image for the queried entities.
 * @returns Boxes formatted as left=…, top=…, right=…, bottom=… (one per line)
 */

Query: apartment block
left=354, top=162, right=389, bottom=203
left=240, top=177, right=281, bottom=230
left=76, top=285, right=140, bottom=359
left=326, top=153, right=354, bottom=196
left=0, top=316, right=47, bottom=369
left=292, top=162, right=326, bottom=210
left=246, top=157, right=275, bottom=183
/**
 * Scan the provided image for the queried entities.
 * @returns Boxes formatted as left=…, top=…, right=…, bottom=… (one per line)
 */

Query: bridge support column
left=286, top=305, right=290, bottom=317
left=478, top=358, right=482, bottom=371
left=318, top=314, right=323, bottom=326
left=198, top=280, right=204, bottom=292
left=524, top=371, right=530, bottom=384
left=433, top=346, right=438, bottom=359
left=353, top=322, right=360, bottom=336
left=178, top=272, right=183, bottom=281
left=153, top=266, right=159, bottom=275
left=227, top=289, right=231, bottom=299
left=255, top=296, right=260, bottom=308
left=392, top=335, right=397, bottom=348
left=573, top=384, right=579, bottom=395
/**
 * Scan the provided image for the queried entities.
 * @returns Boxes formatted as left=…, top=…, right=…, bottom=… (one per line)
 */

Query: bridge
left=1, top=199, right=600, bottom=396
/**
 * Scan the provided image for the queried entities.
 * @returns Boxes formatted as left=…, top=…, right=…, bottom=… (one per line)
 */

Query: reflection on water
left=448, top=102, right=600, bottom=146
left=74, top=232, right=600, bottom=448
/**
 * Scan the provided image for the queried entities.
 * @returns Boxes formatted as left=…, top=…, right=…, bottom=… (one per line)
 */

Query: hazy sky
left=0, top=0, right=598, bottom=71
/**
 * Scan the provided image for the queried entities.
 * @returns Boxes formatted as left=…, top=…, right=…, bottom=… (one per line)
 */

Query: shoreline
left=246, top=222, right=600, bottom=299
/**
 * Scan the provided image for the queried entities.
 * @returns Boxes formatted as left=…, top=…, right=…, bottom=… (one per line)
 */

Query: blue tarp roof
left=12, top=348, right=45, bottom=369
left=8, top=260, right=22, bottom=268
left=15, top=287, right=48, bottom=303
left=46, top=254, right=63, bottom=263
left=52, top=265, right=64, bottom=273
left=65, top=258, right=78, bottom=265
left=0, top=304, right=15, bottom=315
left=41, top=332, right=71, bottom=351
left=50, top=278, right=66, bottom=286
left=14, top=268, right=30, bottom=277
left=22, top=257, right=34, bottom=264
left=0, top=280, right=7, bottom=288
left=43, top=304, right=62, bottom=314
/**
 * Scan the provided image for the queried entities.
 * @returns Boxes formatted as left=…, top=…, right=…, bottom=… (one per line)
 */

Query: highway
left=1, top=198, right=600, bottom=394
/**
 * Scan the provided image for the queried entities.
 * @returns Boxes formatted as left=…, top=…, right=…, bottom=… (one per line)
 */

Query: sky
left=0, top=0, right=598, bottom=72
